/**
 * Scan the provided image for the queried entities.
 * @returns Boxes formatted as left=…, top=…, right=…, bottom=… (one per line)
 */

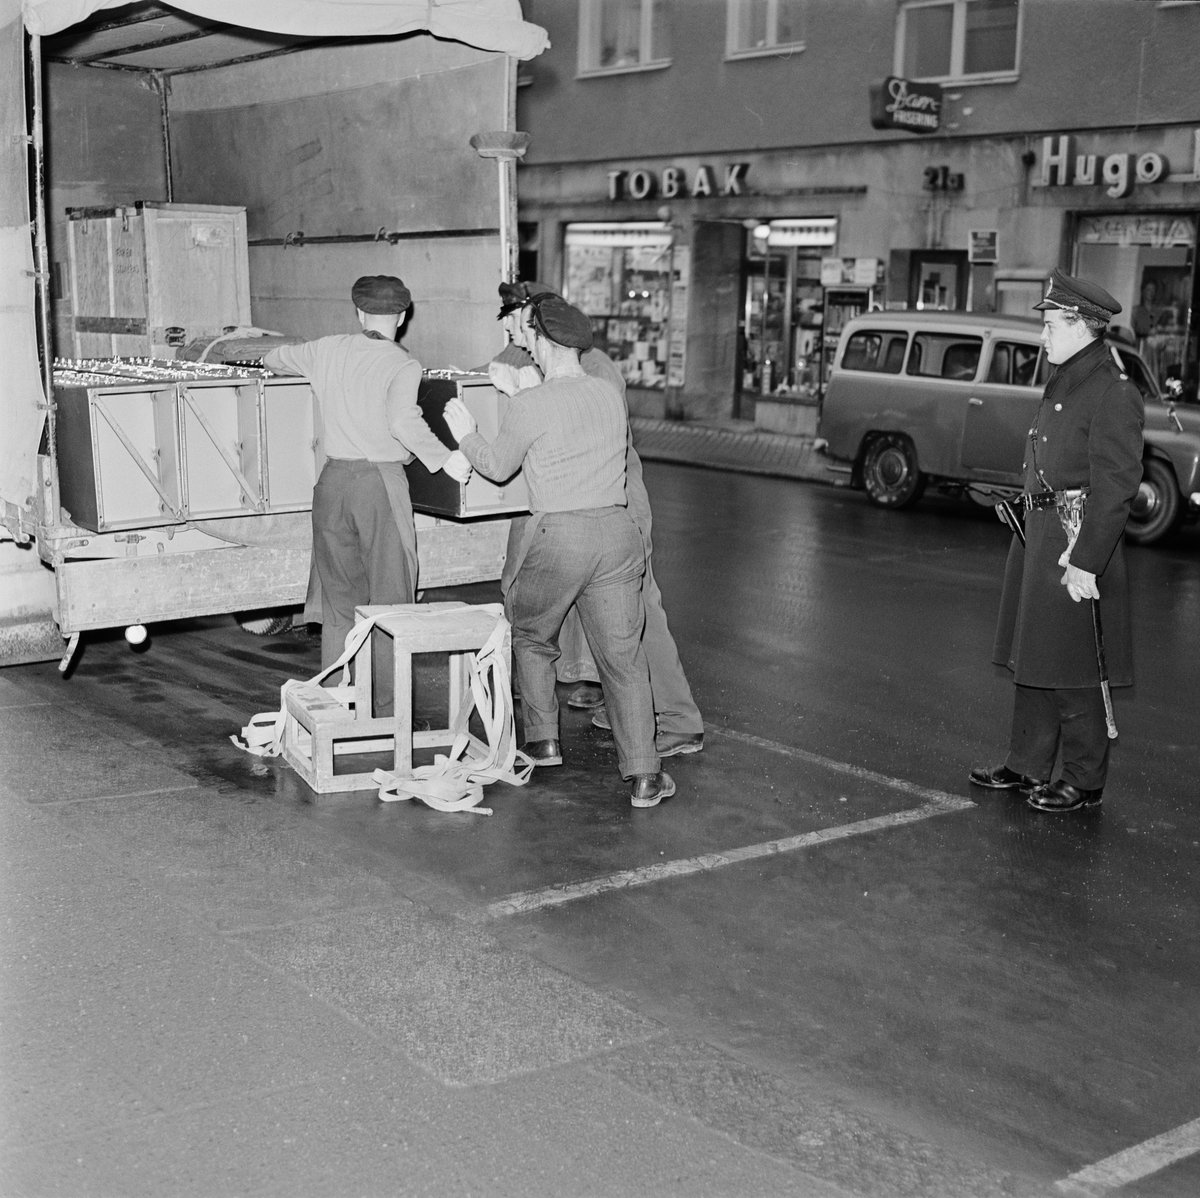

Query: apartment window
left=727, top=0, right=806, bottom=58
left=896, top=0, right=1019, bottom=83
left=579, top=0, right=671, bottom=76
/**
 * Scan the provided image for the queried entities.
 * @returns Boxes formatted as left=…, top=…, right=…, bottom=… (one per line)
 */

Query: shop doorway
left=1073, top=212, right=1196, bottom=396
left=908, top=251, right=968, bottom=311
left=738, top=219, right=834, bottom=402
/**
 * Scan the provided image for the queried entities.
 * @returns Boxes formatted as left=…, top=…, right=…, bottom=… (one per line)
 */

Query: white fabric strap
left=230, top=606, right=531, bottom=814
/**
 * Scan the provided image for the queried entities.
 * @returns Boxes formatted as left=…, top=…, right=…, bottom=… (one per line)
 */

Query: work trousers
left=1005, top=684, right=1111, bottom=791
left=556, top=555, right=703, bottom=736
left=509, top=508, right=659, bottom=778
left=312, top=459, right=414, bottom=717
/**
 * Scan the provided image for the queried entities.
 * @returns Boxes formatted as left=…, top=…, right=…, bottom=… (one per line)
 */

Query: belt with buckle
left=1022, top=486, right=1089, bottom=512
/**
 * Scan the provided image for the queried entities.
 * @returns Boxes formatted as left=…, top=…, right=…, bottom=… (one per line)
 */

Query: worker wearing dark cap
left=444, top=293, right=672, bottom=809
left=971, top=269, right=1144, bottom=813
left=263, top=275, right=471, bottom=714
left=491, top=281, right=705, bottom=761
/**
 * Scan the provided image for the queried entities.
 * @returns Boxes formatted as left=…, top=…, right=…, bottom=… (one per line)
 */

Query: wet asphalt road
left=3, top=462, right=1199, bottom=1196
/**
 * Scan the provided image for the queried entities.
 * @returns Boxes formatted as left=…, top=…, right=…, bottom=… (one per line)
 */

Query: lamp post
left=470, top=131, right=531, bottom=284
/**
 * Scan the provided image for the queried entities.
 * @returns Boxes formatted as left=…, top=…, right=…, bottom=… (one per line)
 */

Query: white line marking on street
left=25, top=783, right=203, bottom=806
left=1054, top=1116, right=1200, bottom=1195
left=483, top=795, right=972, bottom=920
left=705, top=724, right=963, bottom=805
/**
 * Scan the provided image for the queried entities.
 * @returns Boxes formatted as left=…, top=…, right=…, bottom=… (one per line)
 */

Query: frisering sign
left=869, top=77, right=942, bottom=135
left=1035, top=130, right=1200, bottom=197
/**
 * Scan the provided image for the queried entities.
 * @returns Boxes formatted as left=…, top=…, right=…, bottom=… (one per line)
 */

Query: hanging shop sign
left=868, top=77, right=943, bottom=135
left=1076, top=214, right=1195, bottom=249
left=606, top=163, right=750, bottom=201
left=1034, top=130, right=1200, bottom=197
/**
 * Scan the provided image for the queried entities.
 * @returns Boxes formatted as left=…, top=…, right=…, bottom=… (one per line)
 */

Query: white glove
left=1059, top=558, right=1099, bottom=603
left=442, top=450, right=472, bottom=484
left=443, top=397, right=477, bottom=442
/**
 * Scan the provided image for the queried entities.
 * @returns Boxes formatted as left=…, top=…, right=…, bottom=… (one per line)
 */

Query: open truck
left=0, top=0, right=547, bottom=669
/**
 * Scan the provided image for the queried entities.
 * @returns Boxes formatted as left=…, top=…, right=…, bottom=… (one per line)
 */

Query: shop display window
left=564, top=222, right=687, bottom=391
left=741, top=221, right=835, bottom=399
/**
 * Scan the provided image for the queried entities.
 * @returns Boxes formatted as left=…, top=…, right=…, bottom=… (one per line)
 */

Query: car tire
left=1126, top=457, right=1181, bottom=545
left=862, top=434, right=926, bottom=509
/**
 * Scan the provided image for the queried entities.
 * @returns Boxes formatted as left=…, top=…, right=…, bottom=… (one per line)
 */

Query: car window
left=1035, top=350, right=1051, bottom=386
left=1110, top=347, right=1159, bottom=400
left=986, top=341, right=1040, bottom=387
left=842, top=330, right=909, bottom=374
left=906, top=333, right=982, bottom=381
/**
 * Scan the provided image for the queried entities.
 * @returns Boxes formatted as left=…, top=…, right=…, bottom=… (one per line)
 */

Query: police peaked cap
left=528, top=293, right=594, bottom=350
left=351, top=275, right=412, bottom=314
left=498, top=279, right=557, bottom=318
left=1033, top=269, right=1121, bottom=322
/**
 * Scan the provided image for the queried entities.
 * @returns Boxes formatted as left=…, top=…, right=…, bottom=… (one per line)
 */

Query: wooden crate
left=405, top=375, right=531, bottom=518
left=67, top=203, right=251, bottom=359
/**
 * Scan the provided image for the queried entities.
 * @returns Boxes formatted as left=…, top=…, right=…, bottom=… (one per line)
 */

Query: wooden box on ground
left=282, top=602, right=509, bottom=794
left=405, top=374, right=531, bottom=518
left=67, top=202, right=251, bottom=359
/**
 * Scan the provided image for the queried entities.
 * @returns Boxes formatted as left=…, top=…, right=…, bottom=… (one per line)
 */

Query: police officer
left=970, top=270, right=1144, bottom=812
left=263, top=275, right=471, bottom=714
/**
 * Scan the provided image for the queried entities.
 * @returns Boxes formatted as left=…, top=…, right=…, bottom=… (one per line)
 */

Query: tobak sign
left=869, top=77, right=942, bottom=135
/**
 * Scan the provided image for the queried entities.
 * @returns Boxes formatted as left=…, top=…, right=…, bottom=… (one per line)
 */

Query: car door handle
left=968, top=397, right=983, bottom=406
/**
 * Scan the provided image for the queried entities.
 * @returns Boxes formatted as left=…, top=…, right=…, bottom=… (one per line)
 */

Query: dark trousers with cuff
left=508, top=508, right=658, bottom=779
left=312, top=459, right=414, bottom=717
left=1005, top=684, right=1111, bottom=791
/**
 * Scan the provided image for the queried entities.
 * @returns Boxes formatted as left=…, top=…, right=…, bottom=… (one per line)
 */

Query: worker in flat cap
left=489, top=281, right=705, bottom=762
left=263, top=276, right=472, bottom=715
left=444, top=293, right=673, bottom=808
left=971, top=269, right=1144, bottom=813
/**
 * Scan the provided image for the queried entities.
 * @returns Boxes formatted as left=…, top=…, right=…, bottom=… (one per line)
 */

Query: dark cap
left=498, top=279, right=557, bottom=318
left=351, top=275, right=411, bottom=315
left=1033, top=269, right=1121, bottom=322
left=528, top=293, right=593, bottom=351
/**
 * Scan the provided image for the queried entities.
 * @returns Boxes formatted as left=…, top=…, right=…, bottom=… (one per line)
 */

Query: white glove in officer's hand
left=1060, top=559, right=1099, bottom=603
left=443, top=397, right=477, bottom=442
left=442, top=450, right=472, bottom=484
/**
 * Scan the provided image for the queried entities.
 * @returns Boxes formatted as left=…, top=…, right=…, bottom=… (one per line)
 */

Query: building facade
left=515, top=0, right=1200, bottom=419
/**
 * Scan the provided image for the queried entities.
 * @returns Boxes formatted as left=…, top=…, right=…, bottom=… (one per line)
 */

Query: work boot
left=567, top=683, right=605, bottom=710
left=522, top=739, right=563, bottom=767
left=629, top=771, right=675, bottom=809
left=657, top=730, right=704, bottom=758
left=1027, top=779, right=1103, bottom=812
left=591, top=705, right=611, bottom=730
left=968, top=764, right=1042, bottom=792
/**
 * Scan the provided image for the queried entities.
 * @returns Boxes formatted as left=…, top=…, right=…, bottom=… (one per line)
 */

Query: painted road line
left=482, top=795, right=972, bottom=920
left=1054, top=1116, right=1200, bottom=1196
left=706, top=724, right=963, bottom=805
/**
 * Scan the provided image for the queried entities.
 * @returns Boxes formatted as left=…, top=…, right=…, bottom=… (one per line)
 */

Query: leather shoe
left=591, top=705, right=611, bottom=730
left=657, top=731, right=704, bottom=758
left=1027, top=779, right=1102, bottom=812
left=522, top=739, right=562, bottom=767
left=567, top=683, right=605, bottom=710
left=969, top=764, right=1042, bottom=792
left=630, top=771, right=675, bottom=809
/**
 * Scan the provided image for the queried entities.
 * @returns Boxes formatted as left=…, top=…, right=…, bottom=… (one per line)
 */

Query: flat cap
left=498, top=279, right=557, bottom=318
left=351, top=275, right=411, bottom=315
left=1033, top=269, right=1121, bottom=321
left=528, top=293, right=593, bottom=351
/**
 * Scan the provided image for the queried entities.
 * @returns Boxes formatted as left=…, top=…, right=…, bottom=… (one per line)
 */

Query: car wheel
left=1126, top=457, right=1181, bottom=545
left=862, top=434, right=926, bottom=509
left=237, top=612, right=295, bottom=636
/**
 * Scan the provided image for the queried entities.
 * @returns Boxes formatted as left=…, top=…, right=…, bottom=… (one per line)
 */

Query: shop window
left=896, top=0, right=1020, bottom=83
left=564, top=222, right=687, bottom=390
left=726, top=0, right=806, bottom=57
left=842, top=331, right=909, bottom=374
left=578, top=0, right=671, bottom=76
left=906, top=333, right=982, bottom=380
left=986, top=340, right=1040, bottom=386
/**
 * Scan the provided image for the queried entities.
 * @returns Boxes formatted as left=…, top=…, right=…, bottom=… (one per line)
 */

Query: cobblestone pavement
left=630, top=417, right=837, bottom=484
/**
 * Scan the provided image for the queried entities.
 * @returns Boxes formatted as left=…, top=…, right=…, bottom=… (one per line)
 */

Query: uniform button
left=1042, top=436, right=1048, bottom=442
left=1054, top=403, right=1062, bottom=411
left=1120, top=373, right=1128, bottom=380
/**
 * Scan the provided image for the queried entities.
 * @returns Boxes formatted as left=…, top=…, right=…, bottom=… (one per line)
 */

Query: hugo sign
left=869, top=77, right=942, bottom=135
left=1038, top=133, right=1199, bottom=197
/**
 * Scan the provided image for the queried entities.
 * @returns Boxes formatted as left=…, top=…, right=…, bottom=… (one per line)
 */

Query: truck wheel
left=1126, top=458, right=1181, bottom=545
left=237, top=612, right=294, bottom=636
left=862, top=434, right=926, bottom=509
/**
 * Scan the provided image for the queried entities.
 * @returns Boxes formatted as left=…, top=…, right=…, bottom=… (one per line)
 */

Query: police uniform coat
left=992, top=336, right=1144, bottom=688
